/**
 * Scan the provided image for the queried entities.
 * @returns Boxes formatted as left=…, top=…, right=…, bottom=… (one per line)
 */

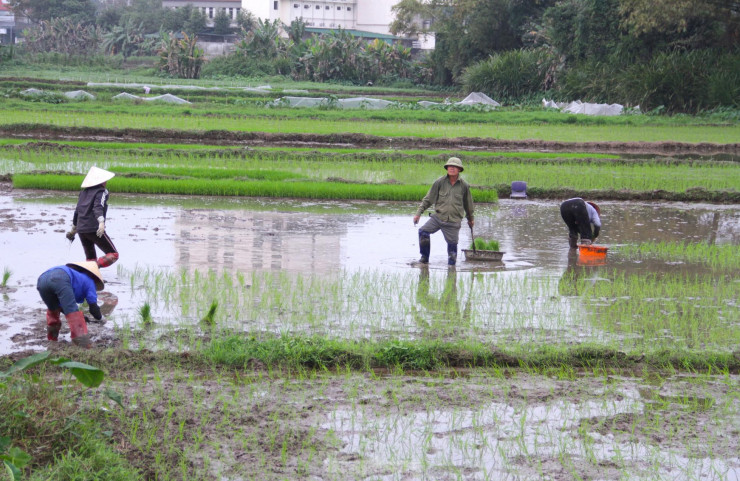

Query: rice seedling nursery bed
left=1, top=74, right=739, bottom=480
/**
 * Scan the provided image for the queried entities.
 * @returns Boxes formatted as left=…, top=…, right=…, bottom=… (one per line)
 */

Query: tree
left=183, top=8, right=207, bottom=35
left=390, top=0, right=556, bottom=85
left=9, top=0, right=96, bottom=25
left=101, top=19, right=155, bottom=58
left=213, top=9, right=233, bottom=35
left=235, top=9, right=256, bottom=34
left=620, top=0, right=740, bottom=50
left=120, top=0, right=168, bottom=35
left=161, top=4, right=193, bottom=33
left=157, top=31, right=203, bottom=78
left=542, top=0, right=623, bottom=62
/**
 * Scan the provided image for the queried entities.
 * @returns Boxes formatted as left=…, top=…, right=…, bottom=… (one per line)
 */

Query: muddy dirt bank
left=2, top=348, right=738, bottom=481
left=2, top=124, right=739, bottom=156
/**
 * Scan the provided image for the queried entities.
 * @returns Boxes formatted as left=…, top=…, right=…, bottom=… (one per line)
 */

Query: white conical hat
left=81, top=166, right=115, bottom=188
left=66, top=261, right=105, bottom=291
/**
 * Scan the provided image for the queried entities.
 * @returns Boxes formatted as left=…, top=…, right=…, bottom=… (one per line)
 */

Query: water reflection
left=413, top=266, right=471, bottom=332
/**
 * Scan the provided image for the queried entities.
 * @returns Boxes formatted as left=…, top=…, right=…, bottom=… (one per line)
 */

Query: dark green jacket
left=415, top=175, right=474, bottom=223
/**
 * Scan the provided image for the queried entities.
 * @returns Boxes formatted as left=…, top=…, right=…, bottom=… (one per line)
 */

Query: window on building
left=337, top=6, right=341, bottom=9
left=294, top=3, right=299, bottom=7
left=325, top=5, right=330, bottom=9
left=228, top=8, right=233, bottom=18
left=304, top=4, right=309, bottom=8
left=208, top=7, right=214, bottom=18
left=315, top=5, right=320, bottom=9
left=274, top=1, right=278, bottom=9
left=346, top=6, right=351, bottom=11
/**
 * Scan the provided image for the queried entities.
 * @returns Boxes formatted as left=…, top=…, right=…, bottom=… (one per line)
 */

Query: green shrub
left=201, top=53, right=277, bottom=78
left=560, top=50, right=740, bottom=113
left=461, top=49, right=556, bottom=100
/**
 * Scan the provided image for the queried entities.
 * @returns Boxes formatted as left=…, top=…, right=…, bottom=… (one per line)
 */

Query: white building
left=242, top=0, right=434, bottom=49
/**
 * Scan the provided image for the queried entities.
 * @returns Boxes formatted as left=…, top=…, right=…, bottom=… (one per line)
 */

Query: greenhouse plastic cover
left=272, top=96, right=396, bottom=109
left=112, top=92, right=191, bottom=104
left=417, top=92, right=500, bottom=109
left=64, top=90, right=95, bottom=100
left=456, top=92, right=500, bottom=107
left=543, top=98, right=625, bottom=116
left=272, top=92, right=502, bottom=110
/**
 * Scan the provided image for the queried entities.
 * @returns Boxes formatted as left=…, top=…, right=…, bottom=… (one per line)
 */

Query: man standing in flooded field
left=66, top=166, right=120, bottom=268
left=413, top=157, right=475, bottom=265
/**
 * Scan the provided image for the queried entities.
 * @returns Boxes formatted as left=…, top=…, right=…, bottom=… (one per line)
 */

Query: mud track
left=2, top=124, right=739, bottom=156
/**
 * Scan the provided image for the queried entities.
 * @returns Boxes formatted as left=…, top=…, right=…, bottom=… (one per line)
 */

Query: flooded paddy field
left=1, top=184, right=738, bottom=480
left=2, top=185, right=738, bottom=354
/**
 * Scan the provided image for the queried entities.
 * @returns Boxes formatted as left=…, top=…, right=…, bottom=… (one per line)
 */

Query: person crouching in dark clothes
left=560, top=198, right=601, bottom=249
left=37, top=261, right=104, bottom=348
left=66, top=166, right=119, bottom=268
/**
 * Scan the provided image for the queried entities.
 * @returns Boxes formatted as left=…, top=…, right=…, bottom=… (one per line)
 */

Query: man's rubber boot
left=569, top=236, right=578, bottom=249
left=418, top=231, right=431, bottom=263
left=67, top=310, right=92, bottom=348
left=97, top=252, right=119, bottom=268
left=46, top=309, right=62, bottom=341
left=447, top=243, right=458, bottom=266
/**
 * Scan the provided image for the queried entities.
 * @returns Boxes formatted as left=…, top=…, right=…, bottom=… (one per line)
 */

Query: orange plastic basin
left=578, top=245, right=608, bottom=256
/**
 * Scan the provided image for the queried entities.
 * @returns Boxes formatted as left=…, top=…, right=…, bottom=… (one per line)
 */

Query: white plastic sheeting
left=418, top=92, right=500, bottom=109
left=543, top=98, right=629, bottom=116
left=64, top=90, right=95, bottom=100
left=112, top=92, right=191, bottom=104
left=272, top=96, right=397, bottom=109
left=111, top=92, right=140, bottom=100
left=339, top=97, right=395, bottom=109
left=456, top=92, right=500, bottom=107
left=20, top=88, right=44, bottom=96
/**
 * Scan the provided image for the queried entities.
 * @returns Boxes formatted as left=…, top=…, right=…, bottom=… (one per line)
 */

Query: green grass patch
left=11, top=173, right=500, bottom=202
left=2, top=107, right=739, bottom=143
left=204, top=335, right=739, bottom=372
left=615, top=241, right=740, bottom=270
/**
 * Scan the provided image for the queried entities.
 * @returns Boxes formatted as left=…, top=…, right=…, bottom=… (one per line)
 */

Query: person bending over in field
left=559, top=197, right=601, bottom=249
left=37, top=261, right=104, bottom=348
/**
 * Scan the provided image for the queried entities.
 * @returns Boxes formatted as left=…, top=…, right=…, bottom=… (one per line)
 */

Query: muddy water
left=1, top=187, right=738, bottom=354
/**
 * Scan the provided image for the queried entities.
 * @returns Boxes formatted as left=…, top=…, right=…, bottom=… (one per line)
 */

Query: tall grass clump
left=462, top=49, right=556, bottom=100
left=562, top=50, right=740, bottom=113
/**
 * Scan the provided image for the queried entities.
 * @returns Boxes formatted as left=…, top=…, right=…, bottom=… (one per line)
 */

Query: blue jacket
left=45, top=266, right=98, bottom=306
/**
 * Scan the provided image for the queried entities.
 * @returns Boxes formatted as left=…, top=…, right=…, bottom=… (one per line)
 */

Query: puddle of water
left=1, top=191, right=738, bottom=354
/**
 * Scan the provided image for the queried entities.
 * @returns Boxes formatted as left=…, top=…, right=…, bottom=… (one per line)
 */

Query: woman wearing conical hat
left=36, top=261, right=105, bottom=348
left=65, top=166, right=119, bottom=268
